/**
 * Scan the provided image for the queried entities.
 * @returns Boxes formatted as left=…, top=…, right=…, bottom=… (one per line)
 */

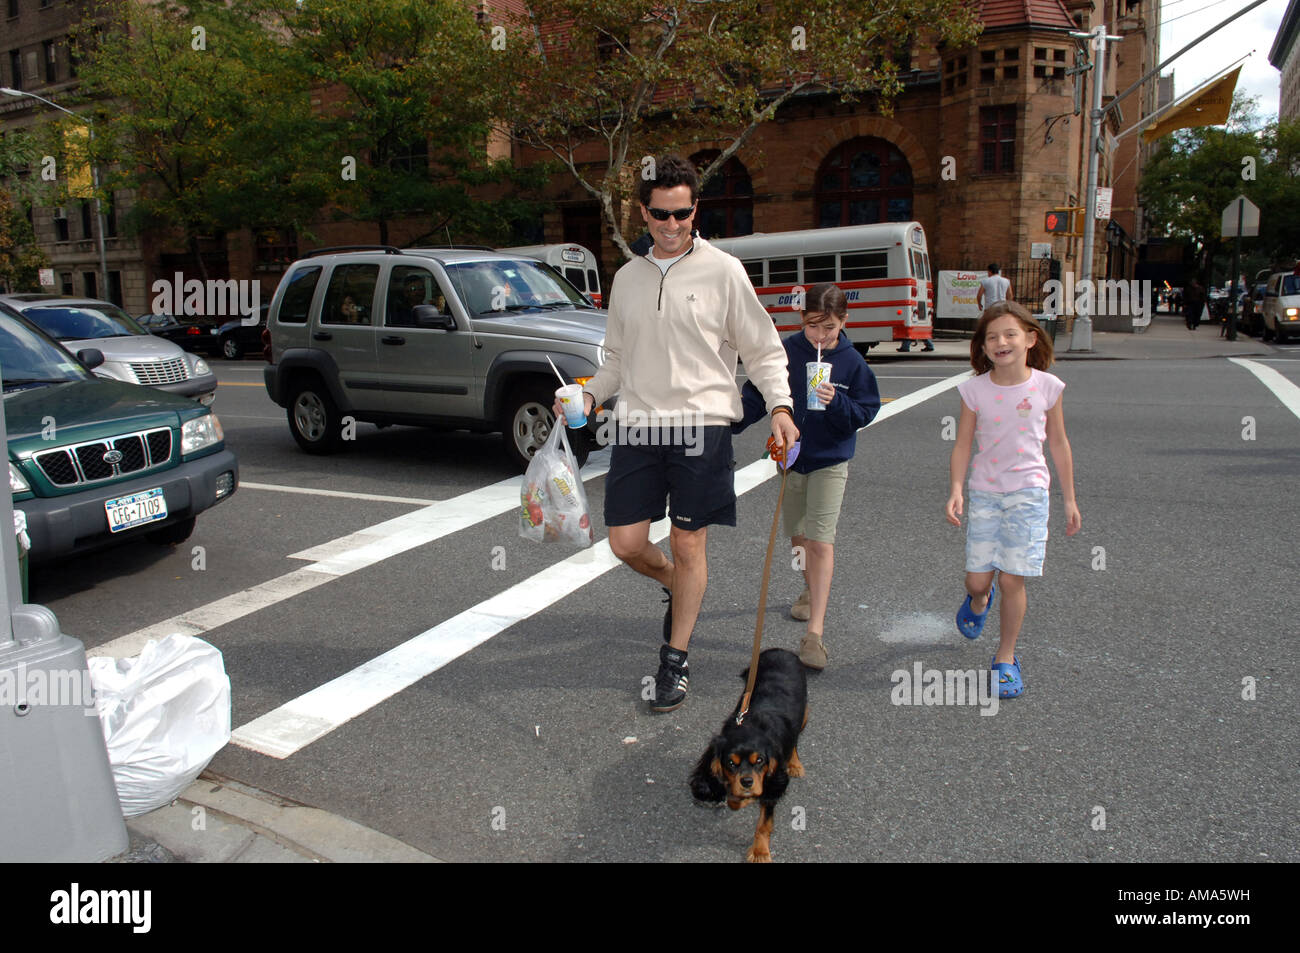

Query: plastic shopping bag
left=519, top=424, right=593, bottom=547
left=87, top=634, right=232, bottom=817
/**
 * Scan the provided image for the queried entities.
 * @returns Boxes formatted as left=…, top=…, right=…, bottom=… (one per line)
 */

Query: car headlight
left=1286, top=308, right=1298, bottom=318
left=192, top=356, right=211, bottom=376
left=9, top=462, right=30, bottom=493
left=181, top=413, right=224, bottom=454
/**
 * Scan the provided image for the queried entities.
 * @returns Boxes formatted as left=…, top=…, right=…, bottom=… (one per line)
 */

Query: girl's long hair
left=970, top=301, right=1054, bottom=373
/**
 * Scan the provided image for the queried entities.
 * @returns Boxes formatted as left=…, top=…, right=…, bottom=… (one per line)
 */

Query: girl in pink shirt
left=945, top=302, right=1082, bottom=698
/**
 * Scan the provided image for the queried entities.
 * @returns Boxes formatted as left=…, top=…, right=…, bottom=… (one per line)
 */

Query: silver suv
left=263, top=246, right=608, bottom=467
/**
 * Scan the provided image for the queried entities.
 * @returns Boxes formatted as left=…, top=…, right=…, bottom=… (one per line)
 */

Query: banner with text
left=938, top=270, right=983, bottom=319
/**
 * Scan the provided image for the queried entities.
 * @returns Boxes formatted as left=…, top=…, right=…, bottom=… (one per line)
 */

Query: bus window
left=586, top=269, right=598, bottom=293
left=769, top=258, right=798, bottom=284
left=804, top=255, right=836, bottom=283
left=909, top=249, right=923, bottom=278
left=841, top=251, right=888, bottom=280
left=564, top=266, right=585, bottom=291
left=742, top=260, right=764, bottom=286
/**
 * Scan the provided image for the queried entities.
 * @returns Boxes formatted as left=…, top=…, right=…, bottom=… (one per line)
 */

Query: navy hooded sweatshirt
left=733, top=329, right=880, bottom=474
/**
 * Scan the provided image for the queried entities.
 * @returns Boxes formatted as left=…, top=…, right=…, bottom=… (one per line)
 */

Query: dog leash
left=736, top=435, right=792, bottom=726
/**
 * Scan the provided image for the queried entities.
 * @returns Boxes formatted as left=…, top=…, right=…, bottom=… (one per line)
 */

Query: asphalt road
left=33, top=345, right=1300, bottom=863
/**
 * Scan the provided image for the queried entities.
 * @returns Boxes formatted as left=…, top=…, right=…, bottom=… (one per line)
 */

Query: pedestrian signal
left=1045, top=211, right=1071, bottom=234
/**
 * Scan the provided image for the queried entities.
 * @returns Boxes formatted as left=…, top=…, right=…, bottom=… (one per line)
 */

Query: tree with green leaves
left=65, top=0, right=336, bottom=278
left=1139, top=95, right=1300, bottom=285
left=0, top=132, right=49, bottom=294
left=490, top=0, right=981, bottom=258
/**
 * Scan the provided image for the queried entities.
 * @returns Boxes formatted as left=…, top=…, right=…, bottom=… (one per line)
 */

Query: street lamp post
left=1, top=87, right=110, bottom=300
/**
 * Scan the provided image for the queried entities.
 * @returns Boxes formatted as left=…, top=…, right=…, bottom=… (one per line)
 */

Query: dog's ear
left=689, top=738, right=727, bottom=803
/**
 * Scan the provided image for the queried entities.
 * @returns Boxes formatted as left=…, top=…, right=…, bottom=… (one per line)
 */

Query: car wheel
left=222, top=335, right=243, bottom=360
left=147, top=516, right=196, bottom=546
left=502, top=383, right=590, bottom=470
left=288, top=380, right=345, bottom=454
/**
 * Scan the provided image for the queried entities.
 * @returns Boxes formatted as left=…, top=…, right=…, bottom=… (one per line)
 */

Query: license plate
left=105, top=488, right=168, bottom=533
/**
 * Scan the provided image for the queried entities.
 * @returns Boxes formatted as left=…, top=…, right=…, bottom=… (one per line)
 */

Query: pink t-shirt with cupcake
left=956, top=368, right=1065, bottom=492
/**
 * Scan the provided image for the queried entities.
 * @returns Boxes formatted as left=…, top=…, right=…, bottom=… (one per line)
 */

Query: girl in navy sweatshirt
left=735, top=283, right=881, bottom=668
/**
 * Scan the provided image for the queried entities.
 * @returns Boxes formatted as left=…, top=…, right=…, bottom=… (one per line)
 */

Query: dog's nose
left=741, top=776, right=753, bottom=788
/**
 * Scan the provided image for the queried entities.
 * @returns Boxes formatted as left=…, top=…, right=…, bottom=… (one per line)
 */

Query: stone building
left=2, top=0, right=1161, bottom=317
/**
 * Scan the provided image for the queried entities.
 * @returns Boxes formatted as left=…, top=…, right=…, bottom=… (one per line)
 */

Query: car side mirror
left=76, top=348, right=105, bottom=370
left=413, top=304, right=456, bottom=330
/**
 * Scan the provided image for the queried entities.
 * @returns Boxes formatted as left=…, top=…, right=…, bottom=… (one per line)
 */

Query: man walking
left=573, top=154, right=799, bottom=712
left=976, top=263, right=1012, bottom=310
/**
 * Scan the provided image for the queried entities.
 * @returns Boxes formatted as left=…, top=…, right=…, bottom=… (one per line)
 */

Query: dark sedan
left=137, top=313, right=221, bottom=353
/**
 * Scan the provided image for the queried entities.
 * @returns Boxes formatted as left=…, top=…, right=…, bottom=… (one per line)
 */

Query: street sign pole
left=1070, top=25, right=1123, bottom=353
left=1228, top=198, right=1242, bottom=341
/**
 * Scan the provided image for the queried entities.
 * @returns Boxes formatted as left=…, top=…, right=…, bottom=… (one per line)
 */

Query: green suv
left=263, top=246, right=609, bottom=468
left=3, top=301, right=238, bottom=563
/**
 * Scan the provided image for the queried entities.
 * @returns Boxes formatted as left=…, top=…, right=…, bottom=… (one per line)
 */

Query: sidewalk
left=107, top=773, right=440, bottom=863
left=887, top=311, right=1272, bottom=362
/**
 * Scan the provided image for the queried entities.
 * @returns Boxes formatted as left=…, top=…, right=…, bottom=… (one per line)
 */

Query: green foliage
left=1140, top=94, right=1300, bottom=280
left=0, top=133, right=50, bottom=293
left=495, top=0, right=981, bottom=257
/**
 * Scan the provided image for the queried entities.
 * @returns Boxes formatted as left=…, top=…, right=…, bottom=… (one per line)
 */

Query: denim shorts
left=965, top=487, right=1050, bottom=577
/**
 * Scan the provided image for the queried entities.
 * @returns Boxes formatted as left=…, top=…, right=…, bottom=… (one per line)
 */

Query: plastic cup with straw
left=550, top=355, right=587, bottom=428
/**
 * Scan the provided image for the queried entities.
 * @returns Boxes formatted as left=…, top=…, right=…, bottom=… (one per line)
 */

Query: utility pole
left=1068, top=25, right=1122, bottom=353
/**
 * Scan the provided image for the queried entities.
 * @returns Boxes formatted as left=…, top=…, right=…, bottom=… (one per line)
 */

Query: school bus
left=710, top=222, right=933, bottom=349
left=495, top=243, right=603, bottom=307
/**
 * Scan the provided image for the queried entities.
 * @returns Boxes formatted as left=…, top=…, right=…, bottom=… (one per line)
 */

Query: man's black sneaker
left=651, top=644, right=689, bottom=712
left=661, top=586, right=673, bottom=643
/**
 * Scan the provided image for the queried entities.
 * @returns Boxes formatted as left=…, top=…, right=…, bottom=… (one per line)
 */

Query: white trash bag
left=87, top=634, right=232, bottom=817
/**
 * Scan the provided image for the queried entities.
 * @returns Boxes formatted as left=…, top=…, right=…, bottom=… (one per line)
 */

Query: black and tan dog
left=689, top=648, right=808, bottom=863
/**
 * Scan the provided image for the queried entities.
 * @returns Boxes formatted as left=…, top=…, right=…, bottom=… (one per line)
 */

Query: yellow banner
left=63, top=124, right=93, bottom=199
left=1142, top=67, right=1240, bottom=142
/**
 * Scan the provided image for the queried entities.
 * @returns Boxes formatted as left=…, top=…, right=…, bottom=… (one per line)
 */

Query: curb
left=119, top=774, right=442, bottom=863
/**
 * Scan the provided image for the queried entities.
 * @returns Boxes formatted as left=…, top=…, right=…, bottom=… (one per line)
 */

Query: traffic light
left=1045, top=210, right=1071, bottom=234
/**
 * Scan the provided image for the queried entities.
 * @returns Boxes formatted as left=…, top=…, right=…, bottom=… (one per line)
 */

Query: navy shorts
left=604, top=426, right=736, bottom=530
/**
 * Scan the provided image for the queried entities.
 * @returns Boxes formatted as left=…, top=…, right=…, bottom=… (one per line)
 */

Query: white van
left=1262, top=270, right=1300, bottom=343
left=495, top=244, right=602, bottom=306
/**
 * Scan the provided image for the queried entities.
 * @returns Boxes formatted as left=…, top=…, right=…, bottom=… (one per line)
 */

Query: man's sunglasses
left=646, top=205, right=695, bottom=221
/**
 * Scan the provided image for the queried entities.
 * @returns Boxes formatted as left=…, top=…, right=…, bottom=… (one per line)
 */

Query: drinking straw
left=546, top=354, right=567, bottom=386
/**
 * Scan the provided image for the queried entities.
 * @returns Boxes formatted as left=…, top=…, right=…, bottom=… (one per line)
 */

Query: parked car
left=1, top=300, right=238, bottom=563
left=0, top=294, right=217, bottom=404
left=263, top=246, right=609, bottom=467
left=1262, top=271, right=1300, bottom=343
left=213, top=303, right=269, bottom=360
left=137, top=312, right=220, bottom=353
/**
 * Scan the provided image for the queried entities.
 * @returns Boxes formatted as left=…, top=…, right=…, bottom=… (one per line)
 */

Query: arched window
left=691, top=150, right=753, bottom=239
left=815, top=138, right=914, bottom=228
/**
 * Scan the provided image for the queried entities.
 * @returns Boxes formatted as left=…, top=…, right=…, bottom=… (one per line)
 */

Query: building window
left=255, top=227, right=298, bottom=270
left=6, top=1, right=17, bottom=20
left=596, top=29, right=627, bottom=61
left=43, top=40, right=56, bottom=83
left=943, top=55, right=968, bottom=95
left=53, top=208, right=69, bottom=242
left=691, top=150, right=753, bottom=239
left=80, top=199, right=93, bottom=240
left=8, top=50, right=21, bottom=91
left=1033, top=47, right=1067, bottom=80
left=816, top=137, right=914, bottom=227
left=60, top=272, right=73, bottom=295
left=390, top=137, right=428, bottom=175
left=83, top=271, right=96, bottom=298
left=104, top=193, right=117, bottom=238
left=980, top=106, right=1016, bottom=173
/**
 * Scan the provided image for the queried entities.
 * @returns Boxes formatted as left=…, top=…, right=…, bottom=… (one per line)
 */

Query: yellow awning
left=1142, top=67, right=1240, bottom=142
